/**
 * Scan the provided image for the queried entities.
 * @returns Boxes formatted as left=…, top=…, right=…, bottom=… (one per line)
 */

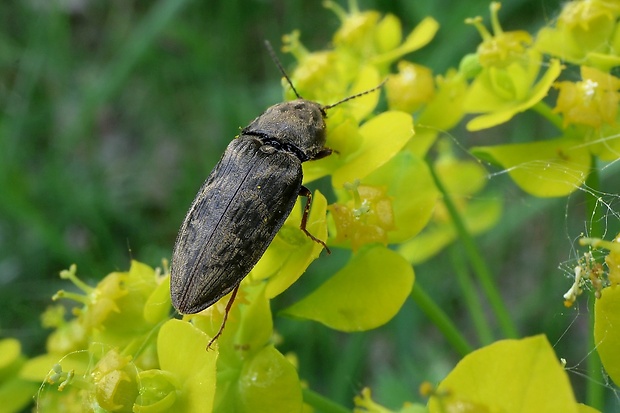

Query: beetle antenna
left=323, top=79, right=387, bottom=110
left=264, top=40, right=302, bottom=99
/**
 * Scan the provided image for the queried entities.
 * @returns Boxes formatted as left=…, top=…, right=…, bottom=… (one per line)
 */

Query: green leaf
left=0, top=339, right=21, bottom=380
left=436, top=154, right=487, bottom=196
left=374, top=13, right=402, bottom=53
left=595, top=286, right=620, bottom=387
left=354, top=387, right=428, bottom=413
left=303, top=115, right=361, bottom=183
left=535, top=27, right=584, bottom=64
left=143, top=273, right=172, bottom=325
left=347, top=65, right=382, bottom=122
left=236, top=345, right=302, bottom=413
left=465, top=58, right=562, bottom=131
left=471, top=136, right=591, bottom=197
left=428, top=335, right=578, bottom=413
left=134, top=370, right=178, bottom=412
left=0, top=339, right=39, bottom=413
left=21, top=352, right=90, bottom=382
left=332, top=111, right=414, bottom=189
left=398, top=197, right=502, bottom=265
left=417, top=70, right=467, bottom=133
left=157, top=319, right=217, bottom=412
left=304, top=111, right=414, bottom=186
left=235, top=284, right=273, bottom=351
left=406, top=129, right=439, bottom=158
left=0, top=377, right=40, bottom=413
left=371, top=17, right=440, bottom=65
left=282, top=244, right=414, bottom=331
left=578, top=403, right=602, bottom=413
left=363, top=151, right=439, bottom=243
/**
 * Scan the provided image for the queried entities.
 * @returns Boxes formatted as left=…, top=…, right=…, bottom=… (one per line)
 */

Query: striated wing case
left=170, top=135, right=302, bottom=314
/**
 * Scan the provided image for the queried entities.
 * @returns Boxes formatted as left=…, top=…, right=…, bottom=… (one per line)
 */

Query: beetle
left=170, top=41, right=383, bottom=346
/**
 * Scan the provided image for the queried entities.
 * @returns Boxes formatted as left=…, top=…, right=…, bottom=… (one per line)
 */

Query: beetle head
left=244, top=99, right=327, bottom=161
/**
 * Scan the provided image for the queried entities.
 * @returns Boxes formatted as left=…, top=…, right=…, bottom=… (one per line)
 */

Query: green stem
left=427, top=160, right=518, bottom=338
left=532, top=101, right=564, bottom=131
left=584, top=156, right=604, bottom=410
left=585, top=161, right=603, bottom=241
left=330, top=333, right=367, bottom=404
left=411, top=282, right=473, bottom=357
left=450, top=246, right=494, bottom=345
left=303, top=388, right=350, bottom=413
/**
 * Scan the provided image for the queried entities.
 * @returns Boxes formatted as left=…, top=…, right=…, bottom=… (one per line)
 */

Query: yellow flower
left=466, top=2, right=532, bottom=69
left=386, top=61, right=435, bottom=113
left=324, top=0, right=439, bottom=67
left=90, top=349, right=139, bottom=412
left=329, top=181, right=395, bottom=252
left=284, top=0, right=438, bottom=102
left=325, top=0, right=381, bottom=53
left=462, top=2, right=562, bottom=131
left=535, top=0, right=620, bottom=70
left=554, top=66, right=620, bottom=128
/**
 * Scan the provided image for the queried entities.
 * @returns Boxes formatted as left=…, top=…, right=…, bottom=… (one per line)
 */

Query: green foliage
left=283, top=245, right=414, bottom=331
left=3, top=0, right=620, bottom=412
left=0, top=339, right=39, bottom=413
left=429, top=335, right=579, bottom=412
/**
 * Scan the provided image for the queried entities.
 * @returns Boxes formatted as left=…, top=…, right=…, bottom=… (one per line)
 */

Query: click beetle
left=170, top=41, right=382, bottom=346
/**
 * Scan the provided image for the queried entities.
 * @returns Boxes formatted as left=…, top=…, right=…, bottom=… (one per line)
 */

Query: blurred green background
left=6, top=0, right=620, bottom=410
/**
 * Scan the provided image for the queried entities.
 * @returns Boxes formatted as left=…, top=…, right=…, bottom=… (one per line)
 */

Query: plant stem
left=532, top=101, right=564, bottom=131
left=330, top=333, right=367, bottom=404
left=584, top=156, right=604, bottom=410
left=410, top=282, right=473, bottom=357
left=427, top=160, right=518, bottom=338
left=303, top=388, right=350, bottom=413
left=450, top=246, right=494, bottom=345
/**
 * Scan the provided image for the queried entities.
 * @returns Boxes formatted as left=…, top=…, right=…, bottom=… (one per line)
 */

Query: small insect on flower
left=170, top=41, right=383, bottom=348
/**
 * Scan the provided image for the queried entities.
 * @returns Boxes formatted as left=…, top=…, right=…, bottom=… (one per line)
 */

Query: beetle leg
left=312, top=148, right=332, bottom=160
left=299, top=186, right=331, bottom=254
left=206, top=284, right=240, bottom=350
